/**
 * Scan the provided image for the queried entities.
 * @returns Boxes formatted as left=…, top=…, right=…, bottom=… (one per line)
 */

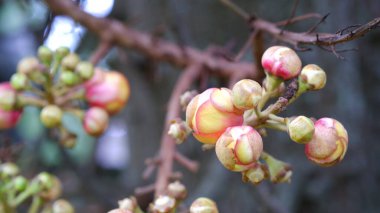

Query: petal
left=185, top=95, right=199, bottom=129
left=210, top=88, right=234, bottom=113
left=193, top=131, right=223, bottom=144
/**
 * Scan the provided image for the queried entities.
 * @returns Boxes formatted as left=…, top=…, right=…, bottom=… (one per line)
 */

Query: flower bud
left=305, top=118, right=348, bottom=167
left=12, top=176, right=28, bottom=191
left=108, top=209, right=132, bottom=213
left=299, top=64, right=326, bottom=91
left=40, top=105, right=63, bottom=128
left=261, top=46, right=302, bottom=80
left=242, top=163, right=268, bottom=185
left=38, top=46, right=53, bottom=65
left=0, top=108, right=22, bottom=129
left=61, top=53, right=80, bottom=70
left=83, top=107, right=109, bottom=137
left=0, top=83, right=17, bottom=111
left=17, top=57, right=40, bottom=74
left=261, top=153, right=292, bottom=183
left=0, top=162, right=19, bottom=178
left=150, top=195, right=176, bottom=213
left=85, top=69, right=130, bottom=115
left=287, top=116, right=315, bottom=144
left=168, top=181, right=187, bottom=200
left=186, top=88, right=243, bottom=144
left=118, top=197, right=138, bottom=211
left=168, top=120, right=191, bottom=144
left=215, top=126, right=263, bottom=172
left=232, top=79, right=262, bottom=110
left=55, top=47, right=70, bottom=60
left=190, top=197, right=219, bottom=213
left=52, top=199, right=74, bottom=213
left=38, top=174, right=62, bottom=201
left=76, top=61, right=94, bottom=80
left=10, top=73, right=28, bottom=91
left=60, top=70, right=81, bottom=86
left=180, top=90, right=198, bottom=110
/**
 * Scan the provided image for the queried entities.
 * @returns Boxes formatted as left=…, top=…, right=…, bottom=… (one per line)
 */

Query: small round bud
left=287, top=116, right=315, bottom=144
left=150, top=195, right=176, bottom=213
left=167, top=181, right=187, bottom=200
left=118, top=197, right=138, bottom=211
left=38, top=46, right=53, bottom=65
left=10, top=73, right=28, bottom=91
left=52, top=199, right=74, bottom=213
left=232, top=79, right=262, bottom=110
left=0, top=162, right=19, bottom=178
left=305, top=118, right=348, bottom=167
left=60, top=70, right=81, bottom=86
left=17, top=57, right=40, bottom=74
left=261, top=46, right=302, bottom=80
left=12, top=176, right=28, bottom=191
left=168, top=120, right=191, bottom=144
left=180, top=90, right=198, bottom=110
left=215, top=126, right=263, bottom=172
left=0, top=83, right=17, bottom=111
left=61, top=53, right=80, bottom=70
left=0, top=108, right=22, bottom=129
left=55, top=47, right=70, bottom=59
left=190, top=197, right=219, bottom=213
left=299, top=64, right=326, bottom=91
left=83, top=107, right=109, bottom=137
left=39, top=175, right=62, bottom=201
left=40, top=105, right=63, bottom=128
left=76, top=61, right=94, bottom=80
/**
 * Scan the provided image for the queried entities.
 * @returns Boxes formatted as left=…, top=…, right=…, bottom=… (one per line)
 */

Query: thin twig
left=219, top=0, right=250, bottom=20
left=280, top=0, right=300, bottom=34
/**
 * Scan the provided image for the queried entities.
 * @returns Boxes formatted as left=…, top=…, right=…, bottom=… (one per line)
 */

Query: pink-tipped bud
left=0, top=83, right=17, bottom=111
left=299, top=64, right=327, bottom=91
left=0, top=108, right=22, bottom=129
left=232, top=79, right=262, bottom=110
left=215, top=126, right=263, bottom=172
left=52, top=199, right=74, bottom=213
left=168, top=120, right=191, bottom=144
left=150, top=195, right=176, bottom=213
left=85, top=69, right=130, bottom=115
left=186, top=88, right=243, bottom=144
left=190, top=197, right=219, bottom=213
left=40, top=105, right=63, bottom=128
left=287, top=116, right=315, bottom=144
left=83, top=107, right=109, bottom=137
left=261, top=46, right=302, bottom=80
left=168, top=181, right=187, bottom=200
left=305, top=118, right=348, bottom=167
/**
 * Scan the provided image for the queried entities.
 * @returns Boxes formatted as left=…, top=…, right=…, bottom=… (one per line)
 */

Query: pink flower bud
left=0, top=83, right=17, bottom=111
left=0, top=108, right=22, bottom=129
left=186, top=88, right=243, bottom=144
left=83, top=107, right=109, bottom=137
left=85, top=69, right=130, bottom=115
left=190, top=197, right=219, bottom=213
left=232, top=79, right=262, bottom=110
left=261, top=46, right=302, bottom=80
left=215, top=126, right=263, bottom=172
left=305, top=118, right=348, bottom=167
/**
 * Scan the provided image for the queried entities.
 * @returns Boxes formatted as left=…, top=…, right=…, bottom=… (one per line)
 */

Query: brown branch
left=89, top=41, right=112, bottom=65
left=280, top=0, right=300, bottom=34
left=275, top=13, right=322, bottom=26
left=174, top=152, right=199, bottom=173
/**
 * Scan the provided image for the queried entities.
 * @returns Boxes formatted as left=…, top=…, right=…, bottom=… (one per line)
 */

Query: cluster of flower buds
left=179, top=45, right=349, bottom=185
left=0, top=46, right=130, bottom=148
left=0, top=162, right=73, bottom=212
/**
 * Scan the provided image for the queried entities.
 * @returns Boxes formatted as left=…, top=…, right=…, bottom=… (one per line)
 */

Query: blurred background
left=0, top=0, right=379, bottom=212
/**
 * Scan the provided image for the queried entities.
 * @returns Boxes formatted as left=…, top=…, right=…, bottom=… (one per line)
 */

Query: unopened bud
left=190, top=197, right=219, bottom=213
left=150, top=195, right=176, bottom=213
left=10, top=73, right=28, bottom=91
left=0, top=83, right=17, bottom=111
left=12, top=176, right=28, bottom=191
left=168, top=181, right=187, bottom=200
left=299, top=64, right=326, bottom=91
left=108, top=209, right=132, bottom=213
left=261, top=153, right=292, bottom=183
left=287, top=116, right=314, bottom=144
left=55, top=47, right=70, bottom=60
left=17, top=57, right=40, bottom=74
left=242, top=163, right=268, bottom=185
left=61, top=53, right=80, bottom=70
left=0, top=162, right=19, bottom=178
left=38, top=46, right=53, bottom=65
left=168, top=120, right=191, bottom=144
left=76, top=61, right=94, bottom=80
left=38, top=174, right=62, bottom=201
left=232, top=79, right=262, bottom=110
left=52, top=199, right=74, bottom=213
left=180, top=90, right=198, bottom=110
left=40, top=105, right=63, bottom=128
left=118, top=197, right=138, bottom=211
left=60, top=71, right=81, bottom=86
left=83, top=107, right=109, bottom=137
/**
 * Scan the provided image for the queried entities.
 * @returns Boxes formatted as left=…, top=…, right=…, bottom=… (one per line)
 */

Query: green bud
left=60, top=71, right=81, bottom=86
left=17, top=57, right=40, bottom=74
left=29, top=72, right=48, bottom=85
left=52, top=199, right=74, bottom=213
left=0, top=162, right=19, bottom=178
left=76, top=61, right=94, bottom=80
left=38, top=46, right=53, bottom=65
left=12, top=176, right=28, bottom=191
left=40, top=105, right=63, bottom=128
left=10, top=73, right=28, bottom=91
left=287, top=116, right=315, bottom=144
left=0, top=83, right=17, bottom=111
left=55, top=47, right=70, bottom=60
left=37, top=174, right=62, bottom=201
left=61, top=53, right=80, bottom=70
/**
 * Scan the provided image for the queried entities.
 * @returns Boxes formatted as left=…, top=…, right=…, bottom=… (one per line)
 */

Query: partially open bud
left=261, top=152, right=292, bottom=183
left=0, top=108, right=22, bottom=129
left=150, top=195, right=176, bottom=213
left=0, top=83, right=17, bottom=111
left=38, top=174, right=62, bottom=201
left=85, top=69, right=130, bottom=115
left=38, top=46, right=53, bottom=65
left=40, top=105, right=63, bottom=128
left=17, top=57, right=40, bottom=74
left=242, top=163, right=268, bottom=185
left=299, top=64, right=326, bottom=91
left=168, top=120, right=191, bottom=144
left=76, top=61, right=94, bottom=80
left=83, top=107, right=109, bottom=137
left=180, top=90, right=198, bottom=110
left=215, top=126, right=263, bottom=172
left=190, top=197, right=219, bottom=213
left=305, top=118, right=348, bottom=167
left=232, top=79, right=262, bottom=110
left=168, top=181, right=187, bottom=200
left=261, top=46, right=302, bottom=80
left=52, top=199, right=74, bottom=213
left=10, top=73, right=28, bottom=91
left=287, top=116, right=315, bottom=144
left=186, top=88, right=243, bottom=144
left=0, top=162, right=19, bottom=178
left=61, top=53, right=80, bottom=70
left=60, top=71, right=81, bottom=86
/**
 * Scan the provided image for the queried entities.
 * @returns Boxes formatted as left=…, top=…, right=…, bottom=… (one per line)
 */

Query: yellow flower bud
left=299, top=64, right=326, bottom=91
left=287, top=116, right=315, bottom=144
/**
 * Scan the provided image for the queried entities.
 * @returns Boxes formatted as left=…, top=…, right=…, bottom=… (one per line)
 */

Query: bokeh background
left=0, top=0, right=380, bottom=212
